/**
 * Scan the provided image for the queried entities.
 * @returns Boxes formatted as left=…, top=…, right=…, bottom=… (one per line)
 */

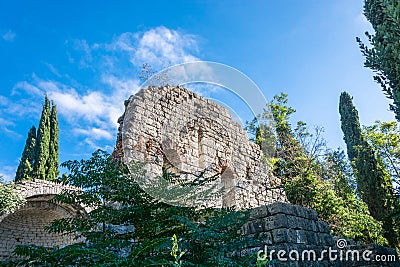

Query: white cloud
left=49, top=90, right=106, bottom=123
left=0, top=117, right=20, bottom=138
left=184, top=83, right=217, bottom=97
left=74, top=127, right=114, bottom=140
left=133, top=26, right=199, bottom=66
left=44, top=63, right=62, bottom=77
left=6, top=75, right=138, bottom=146
left=12, top=81, right=42, bottom=96
left=4, top=26, right=201, bottom=152
left=2, top=30, right=16, bottom=42
left=0, top=95, right=9, bottom=105
left=4, top=99, right=41, bottom=117
left=0, top=117, right=15, bottom=127
left=109, top=32, right=136, bottom=53
left=0, top=95, right=38, bottom=137
left=53, top=26, right=199, bottom=137
left=73, top=39, right=93, bottom=68
left=101, top=75, right=139, bottom=102
left=7, top=75, right=138, bottom=143
left=0, top=165, right=17, bottom=182
left=47, top=77, right=140, bottom=130
left=102, top=26, right=199, bottom=69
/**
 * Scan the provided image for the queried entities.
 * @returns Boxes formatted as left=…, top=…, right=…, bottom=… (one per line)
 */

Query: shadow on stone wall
left=0, top=179, right=84, bottom=261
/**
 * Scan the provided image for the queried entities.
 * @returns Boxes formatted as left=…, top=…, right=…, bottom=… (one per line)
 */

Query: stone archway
left=0, top=179, right=84, bottom=261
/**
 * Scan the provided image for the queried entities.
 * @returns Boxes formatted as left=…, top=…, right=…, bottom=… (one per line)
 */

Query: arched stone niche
left=0, top=180, right=84, bottom=261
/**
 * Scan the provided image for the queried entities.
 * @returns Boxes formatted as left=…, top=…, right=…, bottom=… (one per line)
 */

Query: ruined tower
left=115, top=85, right=286, bottom=208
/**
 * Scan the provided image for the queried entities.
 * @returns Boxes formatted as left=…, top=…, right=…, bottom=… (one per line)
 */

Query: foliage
left=12, top=150, right=258, bottom=266
left=16, top=96, right=59, bottom=182
left=245, top=116, right=276, bottom=159
left=339, top=92, right=393, bottom=216
left=357, top=0, right=400, bottom=120
left=169, top=234, right=184, bottom=267
left=47, top=102, right=59, bottom=181
left=339, top=91, right=399, bottom=248
left=0, top=177, right=25, bottom=215
left=259, top=93, right=388, bottom=245
left=364, top=120, right=400, bottom=195
left=363, top=120, right=400, bottom=224
left=15, top=126, right=36, bottom=182
left=33, top=95, right=51, bottom=180
left=323, top=149, right=356, bottom=197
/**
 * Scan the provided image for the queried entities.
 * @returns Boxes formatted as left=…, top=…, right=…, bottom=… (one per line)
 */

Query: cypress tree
left=357, top=0, right=400, bottom=120
left=267, top=93, right=387, bottom=245
left=47, top=102, right=59, bottom=181
left=33, top=95, right=51, bottom=180
left=339, top=91, right=398, bottom=247
left=15, top=126, right=36, bottom=182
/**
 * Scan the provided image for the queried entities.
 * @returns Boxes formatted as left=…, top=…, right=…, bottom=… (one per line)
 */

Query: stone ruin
left=0, top=179, right=83, bottom=261
left=114, top=85, right=399, bottom=266
left=0, top=85, right=398, bottom=265
left=115, top=85, right=286, bottom=208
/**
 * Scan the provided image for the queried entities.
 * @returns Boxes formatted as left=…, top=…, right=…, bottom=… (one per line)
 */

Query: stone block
left=272, top=228, right=290, bottom=244
left=119, top=85, right=287, bottom=209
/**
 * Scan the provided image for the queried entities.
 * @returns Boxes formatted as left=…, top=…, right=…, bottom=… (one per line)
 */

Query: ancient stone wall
left=1, top=85, right=398, bottom=265
left=118, top=85, right=286, bottom=209
left=0, top=179, right=82, bottom=261
left=10, top=178, right=78, bottom=199
left=243, top=202, right=399, bottom=266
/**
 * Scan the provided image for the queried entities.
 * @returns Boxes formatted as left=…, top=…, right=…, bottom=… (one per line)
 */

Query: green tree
left=0, top=177, right=25, bottom=215
left=13, top=150, right=257, bottom=266
left=363, top=120, right=400, bottom=223
left=47, top=102, right=59, bottom=181
left=245, top=116, right=276, bottom=160
left=262, top=93, right=387, bottom=245
left=15, top=126, right=36, bottom=182
left=364, top=120, right=400, bottom=194
left=357, top=0, right=400, bottom=120
left=323, top=149, right=356, bottom=198
left=33, top=96, right=51, bottom=180
left=339, top=91, right=398, bottom=248
left=267, top=93, right=310, bottom=186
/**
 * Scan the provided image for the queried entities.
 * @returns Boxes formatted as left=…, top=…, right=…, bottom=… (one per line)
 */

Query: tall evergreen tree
left=357, top=0, right=400, bottom=120
left=251, top=93, right=387, bottom=245
left=46, top=102, right=59, bottom=181
left=339, top=91, right=398, bottom=248
left=33, top=95, right=51, bottom=180
left=15, top=126, right=36, bottom=182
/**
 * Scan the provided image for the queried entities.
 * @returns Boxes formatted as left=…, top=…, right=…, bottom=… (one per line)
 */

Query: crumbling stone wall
left=117, top=85, right=286, bottom=209
left=0, top=179, right=81, bottom=261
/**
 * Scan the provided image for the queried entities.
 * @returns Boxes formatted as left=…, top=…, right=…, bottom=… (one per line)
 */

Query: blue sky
left=0, top=0, right=396, bottom=181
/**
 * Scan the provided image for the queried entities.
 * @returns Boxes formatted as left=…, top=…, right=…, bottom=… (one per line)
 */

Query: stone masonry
left=244, top=202, right=399, bottom=266
left=116, top=85, right=286, bottom=209
left=117, top=85, right=399, bottom=266
left=243, top=202, right=334, bottom=266
left=1, top=85, right=398, bottom=265
left=0, top=179, right=82, bottom=261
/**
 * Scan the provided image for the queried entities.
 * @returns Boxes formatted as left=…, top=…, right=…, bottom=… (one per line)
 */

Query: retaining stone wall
left=243, top=202, right=399, bottom=266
